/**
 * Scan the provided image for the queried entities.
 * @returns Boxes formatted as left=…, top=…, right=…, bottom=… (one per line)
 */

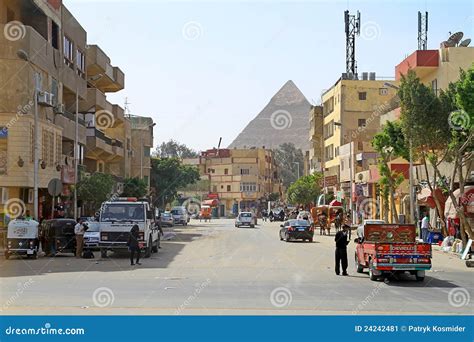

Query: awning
left=417, top=187, right=446, bottom=210
left=445, top=186, right=474, bottom=218
left=202, top=199, right=218, bottom=207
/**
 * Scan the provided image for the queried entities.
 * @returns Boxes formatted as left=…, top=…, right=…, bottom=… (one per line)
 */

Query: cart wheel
left=369, top=260, right=378, bottom=281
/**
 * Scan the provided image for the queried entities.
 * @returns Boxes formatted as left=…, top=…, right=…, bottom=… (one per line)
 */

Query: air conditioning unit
left=37, top=92, right=55, bottom=107
left=54, top=103, right=65, bottom=114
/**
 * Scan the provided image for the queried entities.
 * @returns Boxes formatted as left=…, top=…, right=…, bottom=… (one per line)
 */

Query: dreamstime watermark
left=182, top=21, right=203, bottom=41
left=448, top=288, right=470, bottom=308
left=94, top=187, right=123, bottom=218
left=360, top=21, right=381, bottom=41
left=1, top=101, right=34, bottom=135
left=0, top=278, right=35, bottom=312
left=92, top=287, right=115, bottom=308
left=270, top=287, right=292, bottom=308
left=4, top=21, right=26, bottom=41
left=175, top=278, right=211, bottom=314
left=3, top=198, right=26, bottom=219
left=182, top=197, right=201, bottom=216
left=5, top=323, right=85, bottom=336
left=358, top=198, right=379, bottom=218
left=352, top=282, right=387, bottom=314
left=448, top=110, right=471, bottom=131
left=95, top=110, right=115, bottom=130
left=270, top=110, right=292, bottom=130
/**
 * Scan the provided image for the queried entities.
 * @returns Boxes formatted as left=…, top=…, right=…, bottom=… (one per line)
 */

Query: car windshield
left=85, top=222, right=100, bottom=232
left=100, top=203, right=145, bottom=222
left=289, top=220, right=310, bottom=226
left=240, top=213, right=252, bottom=217
left=162, top=213, right=171, bottom=218
left=170, top=209, right=181, bottom=215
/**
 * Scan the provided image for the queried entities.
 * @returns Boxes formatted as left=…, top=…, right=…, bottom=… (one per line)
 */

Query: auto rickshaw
left=5, top=219, right=40, bottom=259
left=39, top=219, right=76, bottom=256
left=199, top=205, right=212, bottom=222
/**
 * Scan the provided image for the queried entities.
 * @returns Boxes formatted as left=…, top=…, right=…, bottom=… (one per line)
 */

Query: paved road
left=0, top=219, right=472, bottom=315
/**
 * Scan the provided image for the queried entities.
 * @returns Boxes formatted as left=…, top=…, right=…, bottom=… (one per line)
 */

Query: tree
left=150, top=158, right=201, bottom=208
left=77, top=173, right=115, bottom=215
left=274, top=143, right=304, bottom=188
left=286, top=173, right=322, bottom=207
left=155, top=139, right=199, bottom=159
left=372, top=121, right=409, bottom=223
left=122, top=177, right=148, bottom=198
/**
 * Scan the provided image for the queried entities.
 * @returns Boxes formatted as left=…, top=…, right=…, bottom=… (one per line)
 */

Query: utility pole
left=74, top=85, right=79, bottom=220
left=33, top=72, right=39, bottom=221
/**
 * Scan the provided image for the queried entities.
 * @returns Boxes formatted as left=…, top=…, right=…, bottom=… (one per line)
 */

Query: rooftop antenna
left=344, top=10, right=361, bottom=76
left=124, top=97, right=131, bottom=117
left=417, top=11, right=428, bottom=50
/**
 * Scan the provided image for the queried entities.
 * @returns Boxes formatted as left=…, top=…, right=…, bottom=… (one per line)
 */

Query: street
left=0, top=219, right=472, bottom=315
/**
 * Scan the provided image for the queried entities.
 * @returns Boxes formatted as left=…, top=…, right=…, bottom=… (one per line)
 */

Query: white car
left=83, top=221, right=100, bottom=250
left=235, top=212, right=255, bottom=228
left=171, top=207, right=189, bottom=225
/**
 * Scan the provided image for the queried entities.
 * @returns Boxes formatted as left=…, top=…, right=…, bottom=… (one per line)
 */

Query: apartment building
left=308, top=105, right=323, bottom=175
left=0, top=0, right=153, bottom=224
left=320, top=74, right=398, bottom=197
left=183, top=148, right=281, bottom=217
left=129, top=115, right=154, bottom=188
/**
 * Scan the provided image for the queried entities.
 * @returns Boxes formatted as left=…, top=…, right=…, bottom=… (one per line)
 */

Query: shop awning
left=202, top=199, right=219, bottom=207
left=445, top=186, right=474, bottom=218
left=417, top=188, right=446, bottom=210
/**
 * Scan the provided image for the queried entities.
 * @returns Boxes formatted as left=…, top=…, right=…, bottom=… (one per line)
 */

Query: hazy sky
left=66, top=0, right=473, bottom=151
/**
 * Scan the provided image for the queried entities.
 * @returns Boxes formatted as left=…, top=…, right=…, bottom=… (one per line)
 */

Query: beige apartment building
left=308, top=105, right=323, bottom=175
left=183, top=148, right=282, bottom=217
left=0, top=0, right=153, bottom=224
left=320, top=74, right=398, bottom=197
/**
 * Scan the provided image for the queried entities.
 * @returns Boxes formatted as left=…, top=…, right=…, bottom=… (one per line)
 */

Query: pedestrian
left=74, top=218, right=85, bottom=258
left=334, top=223, right=350, bottom=276
left=127, top=224, right=141, bottom=266
left=421, top=213, right=430, bottom=242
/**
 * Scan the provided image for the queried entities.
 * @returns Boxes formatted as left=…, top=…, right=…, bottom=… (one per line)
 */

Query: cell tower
left=344, top=10, right=361, bottom=76
left=418, top=11, right=428, bottom=50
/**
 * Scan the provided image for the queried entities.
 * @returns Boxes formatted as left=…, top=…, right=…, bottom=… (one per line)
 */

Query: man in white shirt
left=421, top=213, right=430, bottom=242
left=74, top=218, right=85, bottom=258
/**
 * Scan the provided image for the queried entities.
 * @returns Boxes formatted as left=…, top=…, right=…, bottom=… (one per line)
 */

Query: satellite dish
left=447, top=31, right=463, bottom=45
left=440, top=40, right=455, bottom=48
left=459, top=38, right=471, bottom=47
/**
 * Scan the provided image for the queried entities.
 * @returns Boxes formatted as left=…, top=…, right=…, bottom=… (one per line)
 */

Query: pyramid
left=228, top=80, right=311, bottom=151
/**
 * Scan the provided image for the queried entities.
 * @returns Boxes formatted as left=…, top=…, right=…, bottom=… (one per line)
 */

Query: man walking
left=74, top=218, right=85, bottom=258
left=421, top=213, right=430, bottom=242
left=335, top=224, right=350, bottom=276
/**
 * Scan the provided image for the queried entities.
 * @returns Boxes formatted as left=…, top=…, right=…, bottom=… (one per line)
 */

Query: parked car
left=235, top=212, right=255, bottom=228
left=83, top=221, right=100, bottom=250
left=170, top=207, right=189, bottom=225
left=160, top=212, right=174, bottom=227
left=279, top=219, right=314, bottom=242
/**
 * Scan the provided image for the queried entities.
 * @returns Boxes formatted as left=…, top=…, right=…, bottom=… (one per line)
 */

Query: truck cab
left=354, top=223, right=432, bottom=281
left=99, top=197, right=159, bottom=258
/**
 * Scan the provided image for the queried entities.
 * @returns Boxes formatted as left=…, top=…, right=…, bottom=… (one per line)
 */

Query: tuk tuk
left=40, top=219, right=76, bottom=256
left=5, top=219, right=40, bottom=259
left=199, top=205, right=212, bottom=222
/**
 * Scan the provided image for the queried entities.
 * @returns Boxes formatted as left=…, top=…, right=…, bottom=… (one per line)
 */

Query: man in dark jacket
left=334, top=224, right=351, bottom=275
left=127, top=225, right=141, bottom=266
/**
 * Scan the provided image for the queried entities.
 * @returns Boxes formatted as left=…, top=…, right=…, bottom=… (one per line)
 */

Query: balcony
left=86, top=45, right=125, bottom=93
left=395, top=50, right=439, bottom=80
left=79, top=88, right=107, bottom=112
left=86, top=128, right=113, bottom=158
left=112, top=104, right=125, bottom=124
left=109, top=139, right=125, bottom=161
left=54, top=111, right=86, bottom=144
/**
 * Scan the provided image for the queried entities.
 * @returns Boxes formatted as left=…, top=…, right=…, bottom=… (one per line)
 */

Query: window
left=341, top=160, right=345, bottom=171
left=224, top=168, right=228, bottom=175
left=221, top=185, right=224, bottom=189
left=358, top=92, right=367, bottom=100
left=335, top=146, right=339, bottom=157
left=358, top=119, right=366, bottom=128
left=63, top=36, right=74, bottom=68
left=325, top=144, right=334, bottom=161
left=55, top=133, right=61, bottom=164
left=51, top=22, right=59, bottom=49
left=240, top=182, right=257, bottom=192
left=76, top=49, right=85, bottom=78
left=144, top=146, right=151, bottom=157
left=379, top=88, right=388, bottom=95
left=323, top=96, right=334, bottom=117
left=431, top=79, right=438, bottom=96
left=42, top=130, right=54, bottom=167
left=227, top=185, right=231, bottom=192
left=240, top=168, right=250, bottom=175
left=324, top=120, right=334, bottom=139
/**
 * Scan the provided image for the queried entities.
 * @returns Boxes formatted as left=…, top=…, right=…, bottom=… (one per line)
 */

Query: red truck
left=354, top=223, right=432, bottom=281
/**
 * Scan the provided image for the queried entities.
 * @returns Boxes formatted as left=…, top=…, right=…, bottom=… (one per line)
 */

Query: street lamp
left=17, top=50, right=40, bottom=221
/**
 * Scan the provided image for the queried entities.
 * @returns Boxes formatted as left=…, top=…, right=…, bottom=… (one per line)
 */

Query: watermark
left=352, top=282, right=387, bottom=314
left=95, top=110, right=115, bottom=130
left=5, top=323, right=85, bottom=336
left=182, top=21, right=203, bottom=41
left=182, top=197, right=201, bottom=217
left=358, top=198, right=379, bottom=218
left=270, top=287, right=292, bottom=308
left=0, top=278, right=35, bottom=312
left=270, top=110, right=292, bottom=130
left=4, top=21, right=26, bottom=41
left=360, top=21, right=381, bottom=41
left=175, top=278, right=211, bottom=314
left=3, top=198, right=26, bottom=219
left=1, top=101, right=34, bottom=135
left=448, top=110, right=471, bottom=131
left=448, top=288, right=470, bottom=308
left=92, top=287, right=115, bottom=307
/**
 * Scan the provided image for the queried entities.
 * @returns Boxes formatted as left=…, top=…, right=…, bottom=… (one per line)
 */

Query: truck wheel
left=355, top=254, right=364, bottom=273
left=144, top=237, right=152, bottom=258
left=369, top=260, right=378, bottom=281
left=415, top=275, right=425, bottom=282
left=285, top=233, right=290, bottom=242
left=100, top=249, right=107, bottom=258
